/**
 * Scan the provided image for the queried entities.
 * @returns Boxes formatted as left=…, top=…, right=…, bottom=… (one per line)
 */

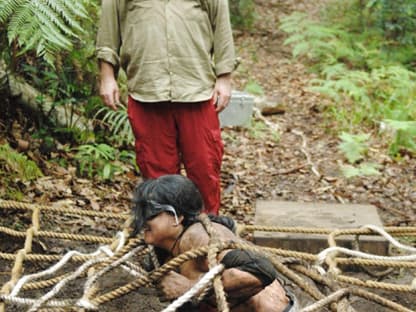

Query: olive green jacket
left=96, top=0, right=235, bottom=102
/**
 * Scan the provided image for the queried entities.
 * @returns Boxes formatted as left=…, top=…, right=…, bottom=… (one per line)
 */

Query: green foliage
left=248, top=119, right=267, bottom=139
left=0, top=172, right=25, bottom=200
left=383, top=120, right=416, bottom=156
left=280, top=13, right=364, bottom=68
left=311, top=65, right=416, bottom=135
left=248, top=119, right=279, bottom=142
left=74, top=143, right=135, bottom=181
left=0, top=1, right=100, bottom=141
left=338, top=132, right=370, bottom=164
left=0, top=144, right=43, bottom=181
left=310, top=65, right=372, bottom=125
left=244, top=80, right=264, bottom=96
left=280, top=3, right=416, bottom=68
left=229, top=0, right=256, bottom=30
left=281, top=4, right=416, bottom=158
left=367, top=0, right=416, bottom=45
left=95, top=99, right=133, bottom=147
left=0, top=0, right=89, bottom=65
left=340, top=163, right=381, bottom=178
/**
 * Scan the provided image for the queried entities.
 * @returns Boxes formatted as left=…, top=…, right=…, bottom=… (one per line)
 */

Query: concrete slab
left=253, top=201, right=389, bottom=255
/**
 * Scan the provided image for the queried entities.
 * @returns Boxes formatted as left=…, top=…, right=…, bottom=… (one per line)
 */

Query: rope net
left=0, top=199, right=415, bottom=311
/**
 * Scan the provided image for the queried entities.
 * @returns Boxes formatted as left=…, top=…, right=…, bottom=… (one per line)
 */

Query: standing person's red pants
left=127, top=96, right=223, bottom=215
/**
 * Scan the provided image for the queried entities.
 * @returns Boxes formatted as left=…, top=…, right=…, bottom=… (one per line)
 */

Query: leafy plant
left=338, top=132, right=370, bottom=164
left=383, top=119, right=416, bottom=156
left=229, top=0, right=256, bottom=30
left=280, top=13, right=363, bottom=69
left=341, top=162, right=381, bottom=178
left=338, top=132, right=381, bottom=178
left=248, top=119, right=268, bottom=140
left=367, top=0, right=416, bottom=45
left=310, top=65, right=371, bottom=116
left=96, top=103, right=134, bottom=146
left=0, top=144, right=43, bottom=181
left=74, top=143, right=134, bottom=180
left=0, top=0, right=89, bottom=65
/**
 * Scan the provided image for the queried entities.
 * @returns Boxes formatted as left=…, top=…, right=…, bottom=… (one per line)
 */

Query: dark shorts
left=221, top=249, right=298, bottom=311
left=178, top=250, right=298, bottom=311
left=221, top=249, right=280, bottom=287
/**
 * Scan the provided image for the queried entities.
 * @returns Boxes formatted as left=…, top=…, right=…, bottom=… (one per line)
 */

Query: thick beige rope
left=1, top=200, right=415, bottom=311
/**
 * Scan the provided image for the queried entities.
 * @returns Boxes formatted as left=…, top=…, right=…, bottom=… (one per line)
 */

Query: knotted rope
left=1, top=200, right=415, bottom=311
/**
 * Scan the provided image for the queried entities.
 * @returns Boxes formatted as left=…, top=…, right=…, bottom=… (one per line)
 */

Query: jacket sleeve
left=209, top=0, right=236, bottom=76
left=96, top=0, right=121, bottom=68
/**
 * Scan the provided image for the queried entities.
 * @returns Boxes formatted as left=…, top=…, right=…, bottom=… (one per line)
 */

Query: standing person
left=96, top=0, right=236, bottom=215
left=131, top=175, right=297, bottom=312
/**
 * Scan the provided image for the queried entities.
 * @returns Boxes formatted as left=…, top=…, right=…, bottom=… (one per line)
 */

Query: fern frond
left=45, top=0, right=86, bottom=31
left=33, top=1, right=76, bottom=37
left=4, top=0, right=89, bottom=64
left=61, top=0, right=88, bottom=19
left=97, top=105, right=134, bottom=145
left=0, top=0, right=25, bottom=23
left=7, top=3, right=33, bottom=43
left=35, top=12, right=73, bottom=50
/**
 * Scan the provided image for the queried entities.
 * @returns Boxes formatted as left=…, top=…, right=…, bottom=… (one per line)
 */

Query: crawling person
left=131, top=174, right=297, bottom=311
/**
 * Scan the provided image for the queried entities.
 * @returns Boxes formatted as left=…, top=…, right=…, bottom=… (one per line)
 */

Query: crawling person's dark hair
left=131, top=175, right=204, bottom=235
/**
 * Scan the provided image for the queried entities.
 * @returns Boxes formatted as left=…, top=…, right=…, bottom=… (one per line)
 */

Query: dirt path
left=221, top=0, right=416, bottom=228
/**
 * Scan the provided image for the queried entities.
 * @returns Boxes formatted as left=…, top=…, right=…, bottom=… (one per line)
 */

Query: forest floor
left=1, top=0, right=415, bottom=311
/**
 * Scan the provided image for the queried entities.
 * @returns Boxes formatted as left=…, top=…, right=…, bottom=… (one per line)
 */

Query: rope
left=10, top=232, right=125, bottom=297
left=239, top=224, right=416, bottom=236
left=0, top=252, right=93, bottom=262
left=336, top=257, right=416, bottom=268
left=91, top=246, right=209, bottom=305
left=318, top=246, right=416, bottom=264
left=197, top=214, right=229, bottom=312
left=361, top=224, right=416, bottom=252
left=148, top=244, right=161, bottom=269
left=301, top=288, right=349, bottom=312
left=26, top=235, right=127, bottom=311
left=3, top=246, right=400, bottom=269
left=161, top=264, right=224, bottom=312
left=0, top=206, right=39, bottom=312
left=0, top=294, right=74, bottom=308
left=79, top=244, right=148, bottom=309
left=1, top=199, right=416, bottom=311
left=301, top=287, right=414, bottom=312
left=0, top=226, right=115, bottom=244
left=22, top=239, right=145, bottom=292
left=336, top=275, right=416, bottom=292
left=0, top=200, right=128, bottom=219
left=2, top=235, right=415, bottom=310
left=27, top=257, right=105, bottom=312
left=324, top=224, right=416, bottom=274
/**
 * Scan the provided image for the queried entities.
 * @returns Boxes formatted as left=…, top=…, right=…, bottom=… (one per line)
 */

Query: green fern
left=96, top=104, right=135, bottom=146
left=338, top=132, right=370, bottom=164
left=341, top=163, right=381, bottom=178
left=310, top=68, right=371, bottom=103
left=370, top=66, right=416, bottom=118
left=74, top=143, right=135, bottom=180
left=383, top=119, right=416, bottom=156
left=0, top=0, right=88, bottom=64
left=280, top=13, right=359, bottom=67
